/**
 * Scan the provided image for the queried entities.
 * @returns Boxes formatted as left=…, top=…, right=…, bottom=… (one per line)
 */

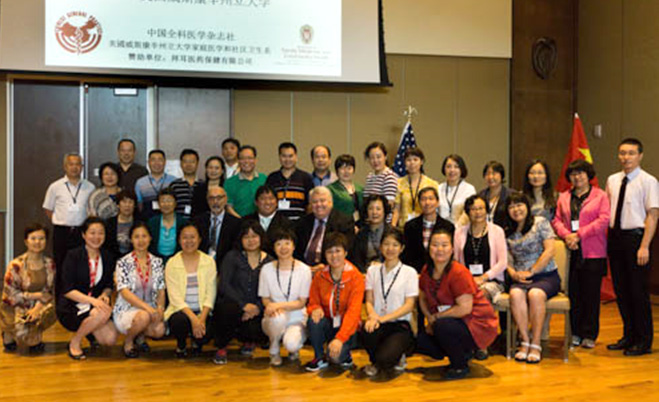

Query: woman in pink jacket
left=552, top=160, right=609, bottom=349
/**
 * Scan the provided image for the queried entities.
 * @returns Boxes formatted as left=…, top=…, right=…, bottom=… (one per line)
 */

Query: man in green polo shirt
left=225, top=145, right=267, bottom=217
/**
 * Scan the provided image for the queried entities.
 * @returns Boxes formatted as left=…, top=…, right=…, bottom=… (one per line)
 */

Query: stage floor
left=1, top=303, right=658, bottom=401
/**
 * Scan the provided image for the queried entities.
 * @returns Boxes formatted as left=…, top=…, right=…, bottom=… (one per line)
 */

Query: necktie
left=305, top=220, right=325, bottom=265
left=613, top=176, right=628, bottom=230
left=209, top=216, right=219, bottom=252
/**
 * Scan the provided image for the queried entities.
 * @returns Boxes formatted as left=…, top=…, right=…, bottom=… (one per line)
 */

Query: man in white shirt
left=222, top=138, right=241, bottom=179
left=43, top=153, right=96, bottom=287
left=606, top=138, right=659, bottom=356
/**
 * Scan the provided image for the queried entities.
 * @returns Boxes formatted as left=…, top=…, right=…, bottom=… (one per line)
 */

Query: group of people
left=1, top=136, right=657, bottom=380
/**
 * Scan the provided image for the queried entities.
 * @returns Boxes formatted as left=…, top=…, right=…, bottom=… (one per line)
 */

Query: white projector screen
left=0, top=0, right=387, bottom=85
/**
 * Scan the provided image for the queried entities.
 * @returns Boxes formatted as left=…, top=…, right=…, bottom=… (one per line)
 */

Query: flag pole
left=403, top=105, right=417, bottom=124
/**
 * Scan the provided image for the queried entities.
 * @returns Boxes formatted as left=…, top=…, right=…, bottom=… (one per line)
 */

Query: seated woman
left=87, top=162, right=121, bottom=220
left=552, top=160, right=609, bottom=349
left=361, top=228, right=418, bottom=376
left=258, top=229, right=312, bottom=367
left=505, top=192, right=559, bottom=364
left=305, top=232, right=365, bottom=372
left=1, top=224, right=56, bottom=353
left=164, top=223, right=217, bottom=358
left=213, top=220, right=274, bottom=365
left=112, top=222, right=166, bottom=358
left=351, top=195, right=391, bottom=272
left=56, top=217, right=118, bottom=360
left=105, top=190, right=139, bottom=258
left=148, top=188, right=185, bottom=262
left=417, top=229, right=498, bottom=380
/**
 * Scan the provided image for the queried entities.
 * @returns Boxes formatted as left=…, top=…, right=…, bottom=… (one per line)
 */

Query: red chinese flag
left=556, top=113, right=599, bottom=192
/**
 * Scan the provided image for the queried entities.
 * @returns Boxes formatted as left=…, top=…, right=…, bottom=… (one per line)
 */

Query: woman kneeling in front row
left=361, top=228, right=418, bottom=376
left=113, top=222, right=166, bottom=358
left=305, top=232, right=365, bottom=371
left=56, top=217, right=118, bottom=360
left=417, top=229, right=498, bottom=379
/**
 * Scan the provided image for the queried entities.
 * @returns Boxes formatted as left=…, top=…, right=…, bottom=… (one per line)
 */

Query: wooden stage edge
left=1, top=303, right=658, bottom=402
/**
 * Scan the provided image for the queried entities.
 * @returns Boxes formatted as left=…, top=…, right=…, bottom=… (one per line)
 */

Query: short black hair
left=179, top=148, right=199, bottom=161
left=118, top=138, right=136, bottom=150
left=404, top=147, right=425, bottom=162
left=504, top=191, right=534, bottom=236
left=222, top=138, right=241, bottom=148
left=619, top=137, right=643, bottom=153
left=364, top=194, right=391, bottom=219
left=426, top=228, right=455, bottom=276
left=82, top=216, right=106, bottom=235
left=322, top=232, right=349, bottom=254
left=148, top=149, right=166, bottom=159
left=271, top=228, right=297, bottom=245
left=441, top=154, right=468, bottom=178
left=178, top=222, right=201, bottom=241
left=237, top=220, right=267, bottom=252
left=278, top=142, right=297, bottom=154
left=482, top=161, right=505, bottom=181
left=565, top=159, right=596, bottom=181
left=117, top=189, right=137, bottom=203
left=129, top=222, right=151, bottom=239
left=98, top=162, right=121, bottom=186
left=464, top=194, right=490, bottom=215
left=364, top=142, right=388, bottom=159
left=24, top=222, right=49, bottom=240
left=418, top=186, right=439, bottom=201
left=334, top=154, right=356, bottom=172
left=255, top=185, right=276, bottom=200
left=239, top=145, right=257, bottom=158
left=311, top=145, right=331, bottom=159
left=380, top=227, right=405, bottom=247
left=158, top=187, right=176, bottom=201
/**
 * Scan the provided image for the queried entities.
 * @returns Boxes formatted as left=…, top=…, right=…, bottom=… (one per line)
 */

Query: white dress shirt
left=606, top=167, right=659, bottom=229
left=42, top=176, right=96, bottom=226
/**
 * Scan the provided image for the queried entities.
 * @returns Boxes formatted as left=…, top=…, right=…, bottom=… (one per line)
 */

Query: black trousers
left=360, top=321, right=414, bottom=369
left=168, top=311, right=212, bottom=350
left=569, top=255, right=606, bottom=340
left=608, top=229, right=653, bottom=348
left=214, top=301, right=265, bottom=349
left=416, top=317, right=476, bottom=370
left=52, top=225, right=82, bottom=296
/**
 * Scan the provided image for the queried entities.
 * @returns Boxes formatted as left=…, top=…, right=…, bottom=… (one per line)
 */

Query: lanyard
left=276, top=260, right=295, bottom=301
left=65, top=181, right=82, bottom=204
left=133, top=252, right=152, bottom=291
left=468, top=225, right=488, bottom=264
left=445, top=180, right=463, bottom=216
left=330, top=266, right=344, bottom=317
left=380, top=262, right=403, bottom=309
left=408, top=175, right=422, bottom=211
left=88, top=254, right=100, bottom=295
left=148, top=175, right=165, bottom=196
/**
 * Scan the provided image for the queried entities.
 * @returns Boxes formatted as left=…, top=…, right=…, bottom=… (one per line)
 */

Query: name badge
left=333, top=315, right=342, bottom=328
left=67, top=203, right=82, bottom=213
left=469, top=264, right=484, bottom=276
left=437, top=305, right=451, bottom=313
left=278, top=199, right=291, bottom=210
left=184, top=205, right=192, bottom=215
left=152, top=200, right=160, bottom=211
left=76, top=302, right=91, bottom=315
left=571, top=220, right=580, bottom=232
left=208, top=249, right=217, bottom=260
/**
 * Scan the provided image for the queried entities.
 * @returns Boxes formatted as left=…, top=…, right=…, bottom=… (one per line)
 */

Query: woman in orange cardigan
left=304, top=232, right=365, bottom=372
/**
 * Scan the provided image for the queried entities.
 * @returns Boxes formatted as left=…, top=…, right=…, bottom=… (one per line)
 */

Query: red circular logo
left=55, top=12, right=103, bottom=55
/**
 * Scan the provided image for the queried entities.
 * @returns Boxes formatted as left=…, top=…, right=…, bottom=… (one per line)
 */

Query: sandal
left=514, top=342, right=530, bottom=362
left=67, top=342, right=87, bottom=360
left=527, top=344, right=542, bottom=364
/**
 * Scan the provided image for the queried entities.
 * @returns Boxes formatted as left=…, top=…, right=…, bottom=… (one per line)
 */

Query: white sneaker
left=364, top=364, right=378, bottom=377
left=270, top=354, right=283, bottom=366
left=394, top=354, right=407, bottom=371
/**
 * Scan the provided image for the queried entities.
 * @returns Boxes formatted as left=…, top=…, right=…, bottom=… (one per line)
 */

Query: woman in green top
left=328, top=154, right=364, bottom=222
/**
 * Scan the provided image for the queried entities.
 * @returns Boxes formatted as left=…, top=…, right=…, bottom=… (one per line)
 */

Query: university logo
left=55, top=11, right=103, bottom=55
left=300, top=24, right=313, bottom=45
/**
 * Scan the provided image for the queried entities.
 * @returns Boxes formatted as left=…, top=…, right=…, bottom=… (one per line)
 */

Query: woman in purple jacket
left=552, top=160, right=610, bottom=349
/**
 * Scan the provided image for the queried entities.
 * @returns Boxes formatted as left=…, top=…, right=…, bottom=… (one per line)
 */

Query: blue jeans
left=307, top=317, right=356, bottom=363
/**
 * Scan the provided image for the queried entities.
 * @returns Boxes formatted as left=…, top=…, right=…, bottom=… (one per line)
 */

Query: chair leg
left=563, top=311, right=571, bottom=362
left=507, top=309, right=514, bottom=359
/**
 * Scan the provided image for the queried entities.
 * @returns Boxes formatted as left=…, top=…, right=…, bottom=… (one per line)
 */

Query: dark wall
left=510, top=0, right=578, bottom=189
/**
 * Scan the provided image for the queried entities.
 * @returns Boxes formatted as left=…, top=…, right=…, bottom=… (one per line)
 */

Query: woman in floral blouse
left=1, top=223, right=56, bottom=353
left=113, top=222, right=166, bottom=358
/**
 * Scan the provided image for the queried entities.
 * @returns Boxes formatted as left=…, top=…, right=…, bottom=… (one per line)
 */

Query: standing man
left=193, top=186, right=241, bottom=271
left=224, top=145, right=267, bottom=218
left=266, top=142, right=313, bottom=221
left=117, top=138, right=148, bottom=191
left=43, top=153, right=96, bottom=286
left=169, top=148, right=203, bottom=221
left=134, top=149, right=176, bottom=221
left=222, top=138, right=241, bottom=179
left=310, top=145, right=337, bottom=187
left=606, top=138, right=659, bottom=356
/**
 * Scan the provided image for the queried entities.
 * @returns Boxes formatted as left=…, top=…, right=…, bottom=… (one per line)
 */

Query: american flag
left=392, top=122, right=418, bottom=176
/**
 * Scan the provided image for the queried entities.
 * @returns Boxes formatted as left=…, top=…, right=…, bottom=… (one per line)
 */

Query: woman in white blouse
left=438, top=154, right=476, bottom=225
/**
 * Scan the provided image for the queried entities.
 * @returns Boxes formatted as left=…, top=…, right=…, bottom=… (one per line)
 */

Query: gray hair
left=309, top=186, right=332, bottom=201
left=62, top=152, right=83, bottom=166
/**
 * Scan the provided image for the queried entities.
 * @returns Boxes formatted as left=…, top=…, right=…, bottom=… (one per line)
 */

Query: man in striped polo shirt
left=266, top=142, right=313, bottom=221
left=168, top=149, right=203, bottom=221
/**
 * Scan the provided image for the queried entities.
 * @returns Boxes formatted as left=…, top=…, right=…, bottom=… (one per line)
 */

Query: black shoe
left=623, top=345, right=652, bottom=356
left=3, top=341, right=17, bottom=353
left=137, top=341, right=150, bottom=353
left=444, top=366, right=470, bottom=380
left=67, top=343, right=87, bottom=360
left=29, top=342, right=45, bottom=354
left=474, top=349, right=489, bottom=361
left=191, top=343, right=203, bottom=356
left=123, top=345, right=139, bottom=359
left=175, top=348, right=188, bottom=359
left=607, top=338, right=632, bottom=351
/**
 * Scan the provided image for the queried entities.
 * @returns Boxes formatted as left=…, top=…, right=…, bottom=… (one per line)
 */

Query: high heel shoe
left=67, top=342, right=87, bottom=360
